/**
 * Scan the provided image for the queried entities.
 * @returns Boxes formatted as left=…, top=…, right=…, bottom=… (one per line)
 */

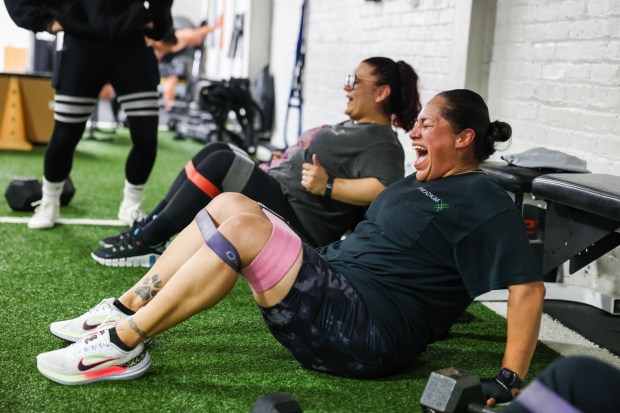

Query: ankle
left=108, top=327, right=135, bottom=351
left=113, top=299, right=136, bottom=316
left=121, top=180, right=146, bottom=207
left=117, top=295, right=143, bottom=313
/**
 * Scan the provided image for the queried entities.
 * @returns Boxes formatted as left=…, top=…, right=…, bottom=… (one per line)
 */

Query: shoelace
left=92, top=313, right=123, bottom=333
left=112, top=232, right=141, bottom=252
left=72, top=332, right=107, bottom=356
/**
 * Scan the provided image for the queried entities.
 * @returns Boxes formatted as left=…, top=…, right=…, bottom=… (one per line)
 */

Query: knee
left=218, top=213, right=272, bottom=266
left=209, top=192, right=258, bottom=218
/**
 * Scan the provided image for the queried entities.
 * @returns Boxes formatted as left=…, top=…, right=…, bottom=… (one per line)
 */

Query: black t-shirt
left=268, top=121, right=404, bottom=246
left=319, top=172, right=543, bottom=367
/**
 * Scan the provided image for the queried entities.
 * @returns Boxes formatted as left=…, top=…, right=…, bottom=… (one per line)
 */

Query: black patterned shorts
left=259, top=243, right=399, bottom=379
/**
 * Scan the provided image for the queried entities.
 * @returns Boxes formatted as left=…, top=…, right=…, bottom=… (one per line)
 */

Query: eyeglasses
left=344, top=74, right=377, bottom=89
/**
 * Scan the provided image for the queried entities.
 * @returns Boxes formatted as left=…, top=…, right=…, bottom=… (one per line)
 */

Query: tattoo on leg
left=134, top=274, right=163, bottom=302
left=128, top=318, right=150, bottom=340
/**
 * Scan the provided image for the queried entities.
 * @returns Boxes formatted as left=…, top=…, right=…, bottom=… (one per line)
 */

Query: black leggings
left=140, top=143, right=316, bottom=246
left=45, top=34, right=159, bottom=184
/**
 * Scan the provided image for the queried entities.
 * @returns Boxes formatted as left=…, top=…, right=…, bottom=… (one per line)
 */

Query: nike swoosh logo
left=82, top=320, right=101, bottom=331
left=82, top=317, right=119, bottom=331
left=78, top=358, right=119, bottom=372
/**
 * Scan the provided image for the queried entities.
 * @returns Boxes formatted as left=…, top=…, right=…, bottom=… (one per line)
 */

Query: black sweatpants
left=45, top=33, right=160, bottom=184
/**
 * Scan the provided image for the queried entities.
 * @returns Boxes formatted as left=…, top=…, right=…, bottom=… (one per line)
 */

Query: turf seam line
left=0, top=217, right=127, bottom=226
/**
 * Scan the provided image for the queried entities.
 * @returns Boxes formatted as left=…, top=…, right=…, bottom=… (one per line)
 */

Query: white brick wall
left=488, top=0, right=620, bottom=175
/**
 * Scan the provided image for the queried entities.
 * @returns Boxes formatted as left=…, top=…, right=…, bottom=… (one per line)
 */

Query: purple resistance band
left=195, top=208, right=241, bottom=272
left=513, top=380, right=582, bottom=413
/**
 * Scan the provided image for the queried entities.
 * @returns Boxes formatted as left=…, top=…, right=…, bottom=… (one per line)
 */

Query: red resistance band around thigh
left=241, top=208, right=302, bottom=293
left=185, top=161, right=221, bottom=199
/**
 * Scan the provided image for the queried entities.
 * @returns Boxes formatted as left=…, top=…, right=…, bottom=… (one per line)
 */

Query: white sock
left=41, top=177, right=64, bottom=204
left=121, top=180, right=145, bottom=206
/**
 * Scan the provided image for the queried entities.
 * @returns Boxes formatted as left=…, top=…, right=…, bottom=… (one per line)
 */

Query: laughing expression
left=409, top=96, right=465, bottom=182
left=344, top=63, right=384, bottom=122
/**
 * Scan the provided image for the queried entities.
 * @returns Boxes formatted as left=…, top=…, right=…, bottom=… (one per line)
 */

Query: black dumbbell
left=5, top=177, right=75, bottom=211
left=420, top=367, right=494, bottom=413
left=250, top=393, right=302, bottom=413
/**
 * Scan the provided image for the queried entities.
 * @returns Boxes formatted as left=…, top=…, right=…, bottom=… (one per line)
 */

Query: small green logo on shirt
left=418, top=187, right=449, bottom=212
left=434, top=200, right=449, bottom=211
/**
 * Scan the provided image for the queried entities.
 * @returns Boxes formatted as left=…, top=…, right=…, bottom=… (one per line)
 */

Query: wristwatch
left=324, top=175, right=334, bottom=199
left=498, top=368, right=524, bottom=389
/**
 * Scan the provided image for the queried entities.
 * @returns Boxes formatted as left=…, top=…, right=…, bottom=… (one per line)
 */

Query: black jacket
left=4, top=0, right=173, bottom=43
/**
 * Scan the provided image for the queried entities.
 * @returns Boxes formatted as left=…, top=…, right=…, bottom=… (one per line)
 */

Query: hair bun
left=489, top=120, right=512, bottom=143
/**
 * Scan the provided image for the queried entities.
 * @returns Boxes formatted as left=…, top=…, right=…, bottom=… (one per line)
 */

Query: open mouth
left=413, top=145, right=428, bottom=165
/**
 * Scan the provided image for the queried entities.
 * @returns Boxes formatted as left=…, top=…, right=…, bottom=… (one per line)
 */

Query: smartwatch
left=324, top=175, right=334, bottom=199
left=498, top=368, right=524, bottom=389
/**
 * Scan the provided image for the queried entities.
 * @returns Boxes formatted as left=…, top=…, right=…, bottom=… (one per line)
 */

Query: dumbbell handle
left=468, top=403, right=495, bottom=413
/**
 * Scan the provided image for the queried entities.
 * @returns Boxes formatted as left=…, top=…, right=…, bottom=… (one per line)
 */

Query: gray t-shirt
left=268, top=120, right=404, bottom=246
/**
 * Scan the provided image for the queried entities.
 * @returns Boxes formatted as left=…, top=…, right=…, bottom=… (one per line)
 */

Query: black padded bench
left=532, top=174, right=620, bottom=315
left=480, top=161, right=559, bottom=212
left=476, top=163, right=620, bottom=315
left=480, top=161, right=572, bottom=267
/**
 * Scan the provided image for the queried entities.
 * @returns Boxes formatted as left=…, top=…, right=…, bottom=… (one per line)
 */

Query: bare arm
left=301, top=155, right=387, bottom=206
left=326, top=177, right=386, bottom=206
left=501, top=281, right=546, bottom=393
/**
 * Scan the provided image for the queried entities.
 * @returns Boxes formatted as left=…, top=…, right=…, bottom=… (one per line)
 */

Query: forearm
left=329, top=177, right=386, bottom=206
left=503, top=281, right=546, bottom=380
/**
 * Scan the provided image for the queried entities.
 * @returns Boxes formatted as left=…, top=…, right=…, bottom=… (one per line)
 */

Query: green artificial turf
left=0, top=130, right=560, bottom=412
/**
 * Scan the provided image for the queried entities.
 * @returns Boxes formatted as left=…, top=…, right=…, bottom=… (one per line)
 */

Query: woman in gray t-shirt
left=92, top=57, right=421, bottom=267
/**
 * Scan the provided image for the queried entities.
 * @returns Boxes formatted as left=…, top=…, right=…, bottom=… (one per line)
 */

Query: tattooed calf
left=134, top=274, right=163, bottom=302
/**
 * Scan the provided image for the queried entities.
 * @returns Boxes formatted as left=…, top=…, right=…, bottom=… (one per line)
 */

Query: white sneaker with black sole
left=37, top=329, right=150, bottom=385
left=91, top=230, right=167, bottom=268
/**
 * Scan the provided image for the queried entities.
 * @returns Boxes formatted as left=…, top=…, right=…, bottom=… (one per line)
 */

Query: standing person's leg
left=110, top=39, right=160, bottom=226
left=29, top=35, right=108, bottom=229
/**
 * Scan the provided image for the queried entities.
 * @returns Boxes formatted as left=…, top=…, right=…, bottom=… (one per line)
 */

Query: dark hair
left=436, top=89, right=512, bottom=162
left=362, top=57, right=421, bottom=131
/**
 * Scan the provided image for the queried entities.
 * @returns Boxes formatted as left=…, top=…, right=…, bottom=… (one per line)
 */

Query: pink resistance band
left=241, top=208, right=302, bottom=293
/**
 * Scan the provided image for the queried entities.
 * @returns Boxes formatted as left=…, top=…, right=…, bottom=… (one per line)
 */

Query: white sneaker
left=118, top=203, right=145, bottom=226
left=50, top=298, right=130, bottom=342
left=36, top=329, right=151, bottom=385
left=28, top=200, right=60, bottom=229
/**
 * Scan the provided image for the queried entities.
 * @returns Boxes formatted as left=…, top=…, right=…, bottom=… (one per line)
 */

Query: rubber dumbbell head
left=5, top=177, right=76, bottom=211
left=420, top=367, right=493, bottom=413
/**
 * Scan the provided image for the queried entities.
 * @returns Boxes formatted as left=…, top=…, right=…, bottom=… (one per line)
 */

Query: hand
left=481, top=377, right=518, bottom=407
left=48, top=20, right=63, bottom=34
left=301, top=155, right=329, bottom=195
